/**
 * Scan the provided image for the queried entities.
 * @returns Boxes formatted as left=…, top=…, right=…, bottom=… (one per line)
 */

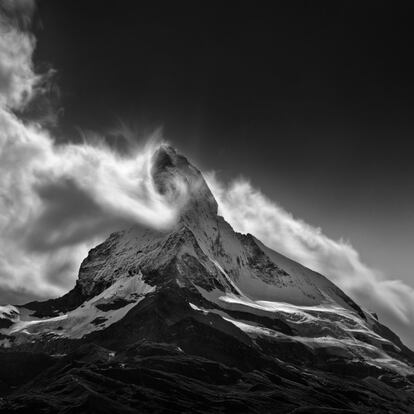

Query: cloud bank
left=0, top=4, right=187, bottom=303
left=206, top=175, right=414, bottom=348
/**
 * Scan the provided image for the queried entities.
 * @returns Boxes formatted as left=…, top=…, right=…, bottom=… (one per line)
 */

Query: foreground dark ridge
left=0, top=145, right=413, bottom=413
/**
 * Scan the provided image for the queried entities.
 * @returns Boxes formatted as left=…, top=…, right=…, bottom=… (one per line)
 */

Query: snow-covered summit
left=151, top=144, right=218, bottom=219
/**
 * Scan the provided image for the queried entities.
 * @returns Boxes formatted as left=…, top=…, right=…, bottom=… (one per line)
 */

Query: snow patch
left=4, top=272, right=155, bottom=341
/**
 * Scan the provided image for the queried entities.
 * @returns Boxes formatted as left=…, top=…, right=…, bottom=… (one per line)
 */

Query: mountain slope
left=1, top=145, right=413, bottom=413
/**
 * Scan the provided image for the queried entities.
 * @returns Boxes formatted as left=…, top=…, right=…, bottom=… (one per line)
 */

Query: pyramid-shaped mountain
left=0, top=146, right=413, bottom=413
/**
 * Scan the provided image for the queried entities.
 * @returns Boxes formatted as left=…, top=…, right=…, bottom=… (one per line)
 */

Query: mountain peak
left=151, top=144, right=218, bottom=218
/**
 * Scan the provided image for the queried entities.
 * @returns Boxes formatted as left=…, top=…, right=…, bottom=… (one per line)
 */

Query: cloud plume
left=0, top=114, right=187, bottom=302
left=0, top=3, right=188, bottom=303
left=206, top=175, right=414, bottom=348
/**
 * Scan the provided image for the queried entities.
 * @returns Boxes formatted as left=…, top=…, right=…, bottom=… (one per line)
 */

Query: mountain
left=1, top=145, right=414, bottom=413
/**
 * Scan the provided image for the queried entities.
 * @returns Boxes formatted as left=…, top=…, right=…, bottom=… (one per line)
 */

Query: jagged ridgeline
left=1, top=146, right=414, bottom=413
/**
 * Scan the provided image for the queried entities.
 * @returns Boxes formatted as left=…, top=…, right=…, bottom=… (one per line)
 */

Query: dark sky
left=34, top=1, right=414, bottom=286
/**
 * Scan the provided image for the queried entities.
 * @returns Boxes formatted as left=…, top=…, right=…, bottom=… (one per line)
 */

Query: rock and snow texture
left=0, top=145, right=413, bottom=379
left=3, top=272, right=154, bottom=343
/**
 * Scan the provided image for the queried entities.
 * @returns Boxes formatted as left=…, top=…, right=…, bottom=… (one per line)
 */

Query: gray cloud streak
left=206, top=175, right=414, bottom=349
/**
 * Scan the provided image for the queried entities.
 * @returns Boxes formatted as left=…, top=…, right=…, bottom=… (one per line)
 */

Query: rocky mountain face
left=1, top=146, right=414, bottom=413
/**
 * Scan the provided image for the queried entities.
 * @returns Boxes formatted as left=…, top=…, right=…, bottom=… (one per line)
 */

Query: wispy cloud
left=206, top=174, right=414, bottom=348
left=0, top=0, right=38, bottom=110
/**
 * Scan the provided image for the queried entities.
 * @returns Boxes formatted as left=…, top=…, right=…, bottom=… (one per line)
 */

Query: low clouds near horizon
left=207, top=175, right=414, bottom=348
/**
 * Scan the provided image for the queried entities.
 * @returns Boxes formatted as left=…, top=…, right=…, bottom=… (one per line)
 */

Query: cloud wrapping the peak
left=0, top=110, right=187, bottom=301
left=206, top=175, right=414, bottom=348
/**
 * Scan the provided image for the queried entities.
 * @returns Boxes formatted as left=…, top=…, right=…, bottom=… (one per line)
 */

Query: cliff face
left=1, top=145, right=413, bottom=413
